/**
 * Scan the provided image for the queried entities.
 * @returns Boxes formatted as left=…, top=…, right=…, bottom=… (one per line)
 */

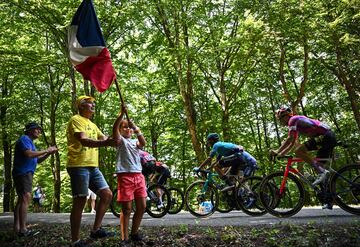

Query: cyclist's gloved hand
left=193, top=167, right=200, bottom=173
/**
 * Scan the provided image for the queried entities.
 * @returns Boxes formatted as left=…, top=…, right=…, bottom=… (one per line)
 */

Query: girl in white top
left=113, top=105, right=147, bottom=243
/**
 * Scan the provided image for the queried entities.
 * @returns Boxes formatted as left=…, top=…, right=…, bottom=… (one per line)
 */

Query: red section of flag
left=75, top=48, right=116, bottom=92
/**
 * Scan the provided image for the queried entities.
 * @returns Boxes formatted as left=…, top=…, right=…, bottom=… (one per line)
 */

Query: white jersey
left=115, top=135, right=142, bottom=173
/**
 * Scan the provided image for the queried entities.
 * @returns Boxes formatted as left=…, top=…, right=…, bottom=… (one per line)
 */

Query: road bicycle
left=110, top=175, right=171, bottom=218
left=143, top=178, right=185, bottom=215
left=185, top=162, right=272, bottom=218
left=259, top=153, right=360, bottom=218
left=144, top=171, right=185, bottom=214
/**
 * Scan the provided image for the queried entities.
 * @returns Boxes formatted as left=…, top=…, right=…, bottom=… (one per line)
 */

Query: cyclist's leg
left=295, top=142, right=330, bottom=188
left=294, top=142, right=325, bottom=173
left=154, top=167, right=169, bottom=205
left=155, top=174, right=166, bottom=207
left=315, top=131, right=337, bottom=208
left=243, top=160, right=258, bottom=177
left=214, top=164, right=225, bottom=178
left=316, top=131, right=337, bottom=163
left=157, top=168, right=170, bottom=186
left=219, top=160, right=239, bottom=186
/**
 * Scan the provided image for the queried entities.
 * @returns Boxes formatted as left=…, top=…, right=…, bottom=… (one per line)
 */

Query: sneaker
left=312, top=170, right=330, bottom=186
left=120, top=239, right=131, bottom=246
left=130, top=232, right=144, bottom=241
left=157, top=202, right=164, bottom=209
left=70, top=240, right=89, bottom=247
left=244, top=197, right=256, bottom=209
left=220, top=185, right=235, bottom=192
left=322, top=203, right=333, bottom=210
left=90, top=209, right=96, bottom=214
left=18, top=229, right=39, bottom=237
left=237, top=188, right=245, bottom=197
left=90, top=228, right=115, bottom=239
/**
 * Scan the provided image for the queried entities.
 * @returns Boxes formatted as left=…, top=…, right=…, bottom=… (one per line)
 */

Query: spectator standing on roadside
left=66, top=95, right=115, bottom=247
left=113, top=105, right=147, bottom=244
left=13, top=122, right=57, bottom=236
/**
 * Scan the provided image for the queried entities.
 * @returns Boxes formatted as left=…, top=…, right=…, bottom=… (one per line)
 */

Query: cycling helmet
left=206, top=133, right=220, bottom=142
left=276, top=107, right=292, bottom=119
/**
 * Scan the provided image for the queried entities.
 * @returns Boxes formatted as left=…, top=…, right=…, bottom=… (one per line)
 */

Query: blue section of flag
left=70, top=0, right=105, bottom=47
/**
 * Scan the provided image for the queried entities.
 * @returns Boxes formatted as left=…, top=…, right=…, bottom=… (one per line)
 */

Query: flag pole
left=114, top=78, right=129, bottom=120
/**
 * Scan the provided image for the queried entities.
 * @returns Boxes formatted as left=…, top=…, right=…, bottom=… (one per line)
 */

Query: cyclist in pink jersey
left=270, top=107, right=337, bottom=202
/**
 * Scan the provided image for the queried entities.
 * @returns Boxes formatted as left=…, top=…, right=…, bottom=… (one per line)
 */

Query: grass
left=0, top=221, right=360, bottom=246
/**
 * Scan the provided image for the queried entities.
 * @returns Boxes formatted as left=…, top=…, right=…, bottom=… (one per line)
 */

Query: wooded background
left=0, top=0, right=359, bottom=213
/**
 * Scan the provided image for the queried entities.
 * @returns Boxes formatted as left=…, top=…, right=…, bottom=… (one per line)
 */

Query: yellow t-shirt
left=66, top=114, right=104, bottom=167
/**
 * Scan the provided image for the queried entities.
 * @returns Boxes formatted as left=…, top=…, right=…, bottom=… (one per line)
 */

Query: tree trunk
left=0, top=75, right=12, bottom=212
left=335, top=43, right=360, bottom=132
left=50, top=95, right=61, bottom=213
left=155, top=2, right=203, bottom=162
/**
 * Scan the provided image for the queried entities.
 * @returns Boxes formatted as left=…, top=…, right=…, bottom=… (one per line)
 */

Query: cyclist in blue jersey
left=195, top=133, right=258, bottom=191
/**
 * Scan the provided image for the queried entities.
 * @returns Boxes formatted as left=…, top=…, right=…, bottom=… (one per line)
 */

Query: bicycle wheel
left=330, top=164, right=360, bottom=215
left=260, top=171, right=305, bottom=218
left=145, top=184, right=171, bottom=218
left=110, top=188, right=121, bottom=218
left=216, top=189, right=234, bottom=213
left=168, top=187, right=185, bottom=214
left=185, top=181, right=218, bottom=218
left=236, top=176, right=270, bottom=216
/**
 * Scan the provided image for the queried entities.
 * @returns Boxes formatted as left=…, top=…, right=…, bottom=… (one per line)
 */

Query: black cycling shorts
left=304, top=130, right=337, bottom=159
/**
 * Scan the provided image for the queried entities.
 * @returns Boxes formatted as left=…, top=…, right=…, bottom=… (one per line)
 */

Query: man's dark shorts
left=13, top=172, right=33, bottom=196
left=305, top=130, right=337, bottom=159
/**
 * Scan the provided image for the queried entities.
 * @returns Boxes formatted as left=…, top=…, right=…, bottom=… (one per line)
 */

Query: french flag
left=68, top=0, right=116, bottom=93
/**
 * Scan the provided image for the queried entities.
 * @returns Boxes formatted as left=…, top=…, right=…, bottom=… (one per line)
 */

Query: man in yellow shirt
left=67, top=95, right=114, bottom=247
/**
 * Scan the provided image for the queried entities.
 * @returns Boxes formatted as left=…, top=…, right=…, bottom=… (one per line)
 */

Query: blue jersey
left=12, top=135, right=38, bottom=176
left=241, top=151, right=257, bottom=167
left=210, top=141, right=242, bottom=158
left=210, top=142, right=257, bottom=167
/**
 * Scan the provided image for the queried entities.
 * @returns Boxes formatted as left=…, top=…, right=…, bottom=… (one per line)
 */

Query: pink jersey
left=288, top=115, right=330, bottom=139
left=139, top=150, right=156, bottom=164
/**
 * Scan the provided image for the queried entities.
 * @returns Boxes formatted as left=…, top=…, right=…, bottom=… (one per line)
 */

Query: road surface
left=0, top=207, right=358, bottom=227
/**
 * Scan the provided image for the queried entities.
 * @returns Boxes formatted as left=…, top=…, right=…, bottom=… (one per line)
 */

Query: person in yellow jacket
left=66, top=95, right=115, bottom=247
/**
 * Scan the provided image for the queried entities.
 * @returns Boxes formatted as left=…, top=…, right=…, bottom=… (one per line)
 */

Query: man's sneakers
left=322, top=203, right=333, bottom=210
left=130, top=232, right=144, bottom=241
left=17, top=229, right=40, bottom=237
left=90, top=228, right=115, bottom=239
left=312, top=170, right=330, bottom=186
left=120, top=239, right=132, bottom=247
left=157, top=201, right=164, bottom=210
left=69, top=228, right=115, bottom=247
left=70, top=239, right=89, bottom=247
left=119, top=233, right=144, bottom=246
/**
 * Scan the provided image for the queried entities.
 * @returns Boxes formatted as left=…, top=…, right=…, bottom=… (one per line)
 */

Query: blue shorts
left=67, top=167, right=109, bottom=198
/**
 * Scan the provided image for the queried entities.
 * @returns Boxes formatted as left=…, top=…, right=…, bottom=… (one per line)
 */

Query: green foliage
left=0, top=0, right=359, bottom=211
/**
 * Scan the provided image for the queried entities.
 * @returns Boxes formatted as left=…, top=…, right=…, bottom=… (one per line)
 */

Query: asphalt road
left=0, top=207, right=358, bottom=227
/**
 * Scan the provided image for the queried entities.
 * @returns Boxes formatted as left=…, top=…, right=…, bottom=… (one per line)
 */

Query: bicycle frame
left=278, top=157, right=332, bottom=195
left=201, top=172, right=218, bottom=193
